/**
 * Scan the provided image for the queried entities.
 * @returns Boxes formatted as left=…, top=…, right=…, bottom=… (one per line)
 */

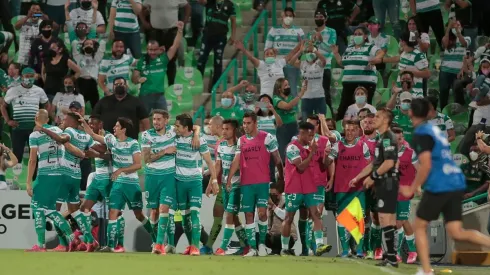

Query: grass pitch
left=1, top=250, right=489, bottom=275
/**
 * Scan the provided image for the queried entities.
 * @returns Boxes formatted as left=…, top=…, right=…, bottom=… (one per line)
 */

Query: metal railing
left=242, top=10, right=269, bottom=84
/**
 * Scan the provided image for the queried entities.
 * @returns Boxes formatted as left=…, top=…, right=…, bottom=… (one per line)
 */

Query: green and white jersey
left=257, top=115, right=276, bottom=136
left=429, top=112, right=454, bottom=139
left=300, top=60, right=325, bottom=99
left=328, top=138, right=371, bottom=160
left=415, top=0, right=440, bottom=13
left=29, top=125, right=64, bottom=176
left=175, top=134, right=209, bottom=182
left=368, top=33, right=389, bottom=51
left=398, top=145, right=418, bottom=164
left=7, top=76, right=21, bottom=89
left=94, top=138, right=112, bottom=180
left=441, top=37, right=471, bottom=74
left=203, top=134, right=219, bottom=161
left=308, top=27, right=337, bottom=69
left=4, top=85, right=49, bottom=130
left=393, top=108, right=414, bottom=145
left=111, top=0, right=141, bottom=33
left=286, top=142, right=310, bottom=163
left=265, top=26, right=305, bottom=57
left=341, top=43, right=380, bottom=84
left=217, top=140, right=240, bottom=185
left=397, top=49, right=429, bottom=98
left=99, top=54, right=134, bottom=92
left=61, top=127, right=95, bottom=179
left=104, top=134, right=141, bottom=184
left=140, top=126, right=176, bottom=175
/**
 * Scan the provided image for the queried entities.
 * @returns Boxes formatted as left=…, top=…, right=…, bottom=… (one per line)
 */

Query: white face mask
left=204, top=125, right=211, bottom=135
left=469, top=151, right=479, bottom=161
left=283, top=17, right=293, bottom=26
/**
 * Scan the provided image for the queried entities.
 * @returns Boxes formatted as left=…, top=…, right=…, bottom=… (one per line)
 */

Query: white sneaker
left=165, top=245, right=176, bottom=254
left=415, top=268, right=434, bottom=275
left=243, top=248, right=258, bottom=257
left=258, top=244, right=268, bottom=256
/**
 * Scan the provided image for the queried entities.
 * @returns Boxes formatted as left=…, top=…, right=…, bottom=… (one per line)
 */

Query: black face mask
left=76, top=29, right=87, bottom=38
left=49, top=49, right=57, bottom=57
left=270, top=194, right=279, bottom=204
left=65, top=86, right=75, bottom=93
left=41, top=29, right=52, bottom=38
left=84, top=46, right=94, bottom=54
left=114, top=86, right=127, bottom=96
left=401, top=80, right=412, bottom=90
left=283, top=87, right=291, bottom=96
left=315, top=19, right=325, bottom=27
left=81, top=1, right=92, bottom=10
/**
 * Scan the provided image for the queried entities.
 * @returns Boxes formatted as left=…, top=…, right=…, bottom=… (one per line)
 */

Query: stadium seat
left=387, top=70, right=399, bottom=88
left=175, top=67, right=204, bottom=95
left=330, top=68, right=343, bottom=89
left=451, top=135, right=464, bottom=154
left=331, top=87, right=342, bottom=112
left=428, top=70, right=440, bottom=90
left=387, top=35, right=399, bottom=57
left=325, top=104, right=333, bottom=119
left=377, top=71, right=384, bottom=88
left=235, top=0, right=252, bottom=11
left=441, top=103, right=469, bottom=124
left=166, top=99, right=180, bottom=124
left=336, top=120, right=343, bottom=133
left=165, top=84, right=193, bottom=112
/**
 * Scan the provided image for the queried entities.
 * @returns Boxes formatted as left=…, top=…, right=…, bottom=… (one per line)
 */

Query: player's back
left=30, top=125, right=64, bottom=175
left=61, top=127, right=94, bottom=174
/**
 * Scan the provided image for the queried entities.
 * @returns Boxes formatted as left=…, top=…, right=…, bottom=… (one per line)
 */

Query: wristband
left=370, top=170, right=379, bottom=180
left=212, top=179, right=218, bottom=184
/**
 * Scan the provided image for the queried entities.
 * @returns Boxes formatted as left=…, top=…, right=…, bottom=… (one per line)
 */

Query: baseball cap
left=69, top=101, right=82, bottom=110
left=481, top=57, right=490, bottom=64
left=21, top=67, right=36, bottom=75
left=314, top=8, right=327, bottom=18
left=284, top=7, right=295, bottom=17
left=368, top=16, right=380, bottom=24
left=399, top=92, right=412, bottom=102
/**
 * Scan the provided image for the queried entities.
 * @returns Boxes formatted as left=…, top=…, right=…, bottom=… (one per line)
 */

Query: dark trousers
left=323, top=69, right=332, bottom=111
left=337, top=82, right=376, bottom=120
left=80, top=158, right=92, bottom=191
left=114, top=31, right=142, bottom=59
left=76, top=78, right=99, bottom=109
left=197, top=32, right=227, bottom=86
left=277, top=122, right=298, bottom=163
left=438, top=71, right=458, bottom=110
left=453, top=75, right=473, bottom=106
left=257, top=232, right=295, bottom=254
left=98, top=0, right=108, bottom=23
left=189, top=2, right=204, bottom=47
left=147, top=27, right=178, bottom=85
left=416, top=9, right=445, bottom=50
left=0, top=0, right=17, bottom=51
left=11, top=128, right=31, bottom=164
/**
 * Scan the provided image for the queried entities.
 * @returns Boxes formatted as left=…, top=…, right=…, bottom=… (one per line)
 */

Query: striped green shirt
left=4, top=85, right=48, bottom=130
left=94, top=137, right=112, bottom=180
left=397, top=49, right=429, bottom=98
left=429, top=112, right=454, bottom=139
left=257, top=115, right=276, bottom=136
left=441, top=37, right=471, bottom=74
left=175, top=134, right=209, bottom=182
left=308, top=27, right=337, bottom=69
left=341, top=43, right=380, bottom=84
left=111, top=0, right=141, bottom=33
left=265, top=26, right=305, bottom=57
left=415, top=0, right=440, bottom=13
left=61, top=127, right=95, bottom=179
left=105, top=134, right=141, bottom=184
left=29, top=125, right=64, bottom=176
left=368, top=33, right=389, bottom=51
left=216, top=140, right=240, bottom=185
left=99, top=54, right=134, bottom=93
left=141, top=126, right=176, bottom=175
left=203, top=134, right=219, bottom=160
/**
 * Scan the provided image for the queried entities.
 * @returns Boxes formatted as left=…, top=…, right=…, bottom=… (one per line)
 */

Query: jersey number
left=47, top=145, right=59, bottom=164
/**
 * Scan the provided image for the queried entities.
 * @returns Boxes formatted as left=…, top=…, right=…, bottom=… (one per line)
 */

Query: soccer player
left=401, top=98, right=490, bottom=275
left=228, top=112, right=284, bottom=257
left=362, top=108, right=399, bottom=267
left=214, top=119, right=249, bottom=255
left=281, top=122, right=331, bottom=256
left=392, top=127, right=418, bottom=264
left=80, top=117, right=156, bottom=252
left=326, top=120, right=371, bottom=257
left=174, top=113, right=218, bottom=256
left=26, top=110, right=82, bottom=252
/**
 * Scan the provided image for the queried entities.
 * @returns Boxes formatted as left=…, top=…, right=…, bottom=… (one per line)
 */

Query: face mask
left=355, top=95, right=366, bottom=104
left=81, top=1, right=92, bottom=10
left=306, top=53, right=316, bottom=62
left=283, top=17, right=293, bottom=26
left=469, top=151, right=479, bottom=161
left=368, top=25, right=379, bottom=34
left=76, top=29, right=86, bottom=38
left=41, top=29, right=52, bottom=38
left=65, top=86, right=74, bottom=93
left=315, top=19, right=324, bottom=27
left=401, top=102, right=411, bottom=111
left=283, top=87, right=291, bottom=96
left=261, top=107, right=269, bottom=113
left=482, top=69, right=490, bottom=76
left=353, top=35, right=364, bottom=45
left=49, top=49, right=57, bottom=57
left=84, top=46, right=94, bottom=54
left=401, top=81, right=412, bottom=90
left=243, top=93, right=255, bottom=103
left=265, top=57, right=275, bottom=64
left=114, top=86, right=127, bottom=96
left=22, top=77, right=35, bottom=87
left=221, top=98, right=233, bottom=108
left=204, top=125, right=211, bottom=135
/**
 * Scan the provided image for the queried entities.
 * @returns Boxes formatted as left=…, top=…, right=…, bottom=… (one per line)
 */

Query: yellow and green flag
left=336, top=197, right=365, bottom=244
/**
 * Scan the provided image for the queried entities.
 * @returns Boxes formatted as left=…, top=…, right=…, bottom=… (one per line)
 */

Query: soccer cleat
left=356, top=251, right=365, bottom=259
left=407, top=252, right=418, bottom=264
left=375, top=259, right=399, bottom=268
left=374, top=248, right=383, bottom=260
left=315, top=244, right=332, bottom=256
left=280, top=249, right=295, bottom=256
left=365, top=251, right=374, bottom=259
left=214, top=248, right=226, bottom=256
left=152, top=244, right=163, bottom=255
left=242, top=246, right=250, bottom=256
left=25, top=245, right=47, bottom=252
left=165, top=245, right=176, bottom=254
left=339, top=251, right=350, bottom=258
left=243, top=248, right=258, bottom=257
left=200, top=245, right=213, bottom=255
left=414, top=268, right=434, bottom=275
left=396, top=254, right=402, bottom=263
left=50, top=245, right=68, bottom=252
left=98, top=246, right=113, bottom=253
left=190, top=246, right=200, bottom=256
left=182, top=246, right=191, bottom=255
left=114, top=245, right=126, bottom=253
left=258, top=244, right=268, bottom=257
left=230, top=247, right=244, bottom=255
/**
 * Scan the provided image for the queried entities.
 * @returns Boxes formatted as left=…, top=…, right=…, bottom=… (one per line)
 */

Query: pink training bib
left=334, top=141, right=369, bottom=193
left=240, top=131, right=271, bottom=185
left=312, top=135, right=330, bottom=186
left=360, top=135, right=376, bottom=161
left=285, top=140, right=316, bottom=194
left=398, top=147, right=416, bottom=201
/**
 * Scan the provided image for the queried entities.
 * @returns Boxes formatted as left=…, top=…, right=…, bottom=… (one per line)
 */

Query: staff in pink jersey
left=325, top=120, right=371, bottom=258
left=392, top=127, right=418, bottom=264
left=227, top=112, right=284, bottom=257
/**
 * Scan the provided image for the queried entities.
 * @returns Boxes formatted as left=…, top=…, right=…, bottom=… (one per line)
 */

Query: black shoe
left=98, top=246, right=113, bottom=252
left=375, top=259, right=399, bottom=268
left=280, top=249, right=295, bottom=256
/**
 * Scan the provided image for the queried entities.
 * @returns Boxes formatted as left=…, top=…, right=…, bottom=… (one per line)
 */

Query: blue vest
left=414, top=123, right=466, bottom=193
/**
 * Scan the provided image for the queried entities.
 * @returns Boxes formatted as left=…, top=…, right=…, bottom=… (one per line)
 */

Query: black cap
left=284, top=7, right=295, bottom=17
left=314, top=8, right=327, bottom=18
left=69, top=101, right=82, bottom=110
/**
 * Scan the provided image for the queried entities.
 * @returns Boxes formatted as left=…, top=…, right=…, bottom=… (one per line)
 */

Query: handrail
left=192, top=106, right=206, bottom=127
left=462, top=192, right=488, bottom=204
left=272, top=0, right=296, bottom=27
left=242, top=10, right=268, bottom=83
left=210, top=58, right=239, bottom=111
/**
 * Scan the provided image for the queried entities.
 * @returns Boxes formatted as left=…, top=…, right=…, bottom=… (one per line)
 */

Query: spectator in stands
left=51, top=76, right=85, bottom=123
left=144, top=0, right=190, bottom=86
left=453, top=49, right=475, bottom=106
left=92, top=77, right=149, bottom=139
left=98, top=39, right=136, bottom=96
left=439, top=19, right=470, bottom=109
left=266, top=182, right=296, bottom=255
left=427, top=96, right=456, bottom=142
left=265, top=7, right=304, bottom=97
left=475, top=43, right=490, bottom=64
left=372, top=0, right=401, bottom=40
left=69, top=0, right=106, bottom=34
left=0, top=31, right=14, bottom=61
left=6, top=62, right=21, bottom=89
left=1, top=68, right=49, bottom=163
left=42, top=40, right=81, bottom=102
left=388, top=86, right=414, bottom=146
left=0, top=142, right=18, bottom=190
left=238, top=84, right=258, bottom=112
left=15, top=3, right=46, bottom=67
left=0, top=67, right=7, bottom=93
left=187, top=0, right=204, bottom=47
left=273, top=78, right=306, bottom=162
left=332, top=26, right=384, bottom=119
left=409, top=0, right=445, bottom=49
left=344, top=86, right=377, bottom=120
left=211, top=85, right=245, bottom=124
left=367, top=16, right=388, bottom=75
left=447, top=0, right=477, bottom=52
left=132, top=22, right=184, bottom=112
left=65, top=0, right=98, bottom=55
left=357, top=108, right=371, bottom=122
left=406, top=16, right=430, bottom=54
left=44, top=0, right=68, bottom=27
left=462, top=145, right=489, bottom=202
left=108, top=0, right=143, bottom=59
left=307, top=8, right=336, bottom=112
left=196, top=0, right=236, bottom=87
left=317, top=0, right=360, bottom=55
left=29, top=20, right=64, bottom=78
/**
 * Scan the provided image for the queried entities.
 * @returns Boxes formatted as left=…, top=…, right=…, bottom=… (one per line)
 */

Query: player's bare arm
left=112, top=152, right=142, bottom=181
left=202, top=151, right=218, bottom=195
left=26, top=147, right=38, bottom=197
left=63, top=142, right=86, bottom=159
left=402, top=151, right=431, bottom=197
left=227, top=154, right=240, bottom=190
left=350, top=163, right=373, bottom=187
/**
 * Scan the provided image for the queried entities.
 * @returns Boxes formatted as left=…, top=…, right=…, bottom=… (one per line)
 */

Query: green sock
left=190, top=210, right=201, bottom=247
left=117, top=216, right=125, bottom=247
left=258, top=220, right=267, bottom=245
left=167, top=214, right=175, bottom=246
left=205, top=216, right=223, bottom=248
left=245, top=223, right=256, bottom=249
left=357, top=237, right=365, bottom=254
left=151, top=219, right=158, bottom=243
left=314, top=230, right=324, bottom=247
left=83, top=212, right=94, bottom=243
left=405, top=234, right=416, bottom=252
left=235, top=225, right=248, bottom=247
left=298, top=219, right=307, bottom=251
left=141, top=217, right=156, bottom=243
left=306, top=220, right=312, bottom=250
left=337, top=225, right=349, bottom=253
left=220, top=224, right=234, bottom=250
left=33, top=209, right=46, bottom=248
left=107, top=219, right=118, bottom=249
left=281, top=235, right=290, bottom=250
left=156, top=213, right=169, bottom=245
left=396, top=228, right=405, bottom=254
left=182, top=212, right=192, bottom=244
left=55, top=226, right=68, bottom=246
left=309, top=220, right=316, bottom=250
left=73, top=210, right=93, bottom=244
left=46, top=211, right=73, bottom=243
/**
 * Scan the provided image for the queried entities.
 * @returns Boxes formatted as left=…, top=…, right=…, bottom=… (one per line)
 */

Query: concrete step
left=452, top=251, right=490, bottom=265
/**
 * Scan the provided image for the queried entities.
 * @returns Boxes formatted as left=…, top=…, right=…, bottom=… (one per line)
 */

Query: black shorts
left=416, top=191, right=464, bottom=223
left=374, top=177, right=399, bottom=214
left=365, top=188, right=378, bottom=213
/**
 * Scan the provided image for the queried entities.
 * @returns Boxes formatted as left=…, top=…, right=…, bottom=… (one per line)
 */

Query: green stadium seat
left=383, top=23, right=393, bottom=37
left=387, top=35, right=399, bottom=57
left=377, top=71, right=384, bottom=88
left=175, top=67, right=204, bottom=95
left=165, top=84, right=193, bottom=112
left=451, top=135, right=464, bottom=154
left=166, top=99, right=180, bottom=124
left=336, top=120, right=343, bottom=133
left=441, top=103, right=469, bottom=124
left=330, top=68, right=343, bottom=89
left=377, top=88, right=391, bottom=105
left=236, top=0, right=252, bottom=11
left=185, top=51, right=196, bottom=67
left=387, top=70, right=399, bottom=88
left=325, top=104, right=333, bottom=119
left=331, top=87, right=342, bottom=112
left=428, top=70, right=439, bottom=90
